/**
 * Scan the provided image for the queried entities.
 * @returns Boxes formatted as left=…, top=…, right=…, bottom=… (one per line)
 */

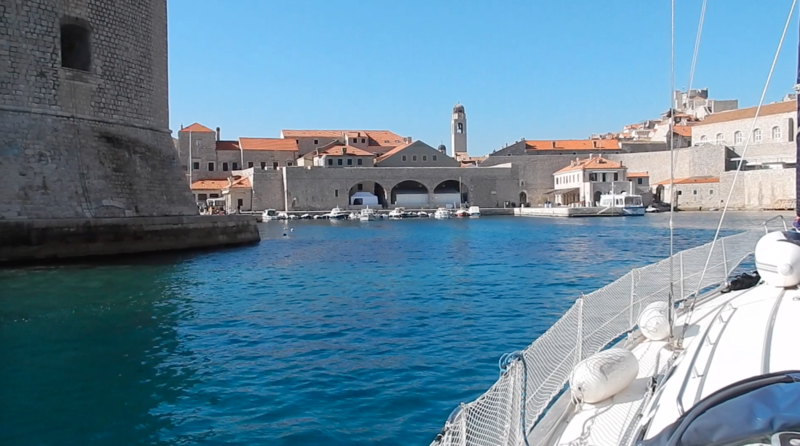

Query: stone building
left=549, top=156, right=649, bottom=206
left=673, top=88, right=739, bottom=120
left=652, top=177, right=721, bottom=210
left=0, top=0, right=258, bottom=261
left=374, top=141, right=460, bottom=167
left=280, top=130, right=409, bottom=156
left=297, top=144, right=376, bottom=167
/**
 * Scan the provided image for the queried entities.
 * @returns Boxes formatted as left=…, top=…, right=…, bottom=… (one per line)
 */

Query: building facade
left=280, top=130, right=409, bottom=156
left=374, top=141, right=460, bottom=167
left=451, top=103, right=467, bottom=159
left=297, top=144, right=376, bottom=167
left=552, top=156, right=632, bottom=206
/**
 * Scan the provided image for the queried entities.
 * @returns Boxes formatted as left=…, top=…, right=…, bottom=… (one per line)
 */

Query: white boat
left=348, top=212, right=360, bottom=220
left=454, top=208, right=469, bottom=218
left=359, top=207, right=377, bottom=221
left=429, top=5, right=800, bottom=446
left=328, top=206, right=348, bottom=220
left=600, top=191, right=645, bottom=216
left=388, top=207, right=406, bottom=219
left=434, top=208, right=451, bottom=219
left=468, top=206, right=481, bottom=217
left=277, top=211, right=289, bottom=220
left=645, top=204, right=660, bottom=213
left=262, top=209, right=279, bottom=221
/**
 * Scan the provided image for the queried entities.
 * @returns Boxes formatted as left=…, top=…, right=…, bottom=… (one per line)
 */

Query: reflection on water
left=0, top=212, right=786, bottom=446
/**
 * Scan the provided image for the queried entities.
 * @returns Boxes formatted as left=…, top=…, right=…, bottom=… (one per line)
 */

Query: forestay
left=431, top=229, right=763, bottom=446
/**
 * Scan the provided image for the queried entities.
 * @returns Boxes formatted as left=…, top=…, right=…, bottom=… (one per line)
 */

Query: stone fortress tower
left=0, top=0, right=258, bottom=261
left=451, top=103, right=467, bottom=159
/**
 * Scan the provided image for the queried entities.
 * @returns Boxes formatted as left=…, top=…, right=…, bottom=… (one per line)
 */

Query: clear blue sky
left=167, top=1, right=798, bottom=155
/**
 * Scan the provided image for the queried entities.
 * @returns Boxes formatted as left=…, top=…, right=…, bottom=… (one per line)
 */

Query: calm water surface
left=0, top=212, right=783, bottom=446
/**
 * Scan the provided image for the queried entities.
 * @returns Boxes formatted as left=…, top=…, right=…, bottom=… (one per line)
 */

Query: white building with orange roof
left=551, top=155, right=650, bottom=206
left=297, top=143, right=376, bottom=167
left=280, top=129, right=410, bottom=156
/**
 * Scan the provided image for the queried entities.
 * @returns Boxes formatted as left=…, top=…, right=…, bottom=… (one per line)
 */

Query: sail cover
left=643, top=371, right=800, bottom=446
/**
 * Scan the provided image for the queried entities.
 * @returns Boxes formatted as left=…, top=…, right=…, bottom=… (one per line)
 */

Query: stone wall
left=0, top=0, right=198, bottom=220
left=0, top=215, right=260, bottom=263
left=250, top=169, right=286, bottom=211
left=720, top=169, right=795, bottom=210
left=606, top=146, right=726, bottom=183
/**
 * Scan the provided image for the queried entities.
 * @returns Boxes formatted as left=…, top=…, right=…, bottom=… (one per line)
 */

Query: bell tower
left=451, top=103, right=467, bottom=158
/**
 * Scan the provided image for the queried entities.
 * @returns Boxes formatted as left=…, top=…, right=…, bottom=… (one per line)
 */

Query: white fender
left=569, top=348, right=639, bottom=404
left=755, top=231, right=800, bottom=288
left=638, top=301, right=670, bottom=341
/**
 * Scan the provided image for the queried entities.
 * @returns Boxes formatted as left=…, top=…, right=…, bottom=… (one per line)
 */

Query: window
left=237, top=199, right=243, bottom=208
left=286, top=161, right=292, bottom=167
left=753, top=129, right=762, bottom=143
left=613, top=172, right=619, bottom=181
left=195, top=140, right=201, bottom=148
left=248, top=161, right=254, bottom=168
left=589, top=173, right=597, bottom=181
left=222, top=162, right=229, bottom=171
left=790, top=118, right=795, bottom=142
left=715, top=133, right=724, bottom=145
left=314, top=139, right=319, bottom=145
left=601, top=173, right=607, bottom=182
left=457, top=123, right=464, bottom=134
left=402, top=155, right=407, bottom=161
left=678, top=191, right=683, bottom=195
left=709, top=189, right=714, bottom=195
left=337, top=159, right=343, bottom=165
left=734, top=131, right=742, bottom=144
left=700, top=135, right=707, bottom=143
left=693, top=190, right=697, bottom=195
left=210, top=194, right=220, bottom=198
left=347, top=158, right=353, bottom=165
left=192, top=162, right=200, bottom=170
left=357, top=184, right=363, bottom=191
left=273, top=162, right=279, bottom=169
left=637, top=178, right=643, bottom=185
left=328, top=158, right=333, bottom=166
left=433, top=155, right=438, bottom=161
left=197, top=193, right=208, bottom=201
left=208, top=162, right=215, bottom=171
left=232, top=162, right=238, bottom=170
left=772, top=126, right=781, bottom=140
left=412, top=155, right=417, bottom=161
left=60, top=22, right=91, bottom=71
left=361, top=138, right=366, bottom=143
left=260, top=162, right=267, bottom=169
left=334, top=189, right=339, bottom=197
left=357, top=158, right=363, bottom=166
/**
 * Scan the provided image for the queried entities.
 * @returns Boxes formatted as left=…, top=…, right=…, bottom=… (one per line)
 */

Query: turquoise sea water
left=0, top=213, right=779, bottom=446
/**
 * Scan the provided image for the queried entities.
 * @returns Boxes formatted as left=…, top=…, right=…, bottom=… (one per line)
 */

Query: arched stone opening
left=433, top=180, right=468, bottom=206
left=391, top=180, right=429, bottom=206
left=593, top=190, right=602, bottom=206
left=348, top=181, right=388, bottom=208
left=519, top=191, right=528, bottom=206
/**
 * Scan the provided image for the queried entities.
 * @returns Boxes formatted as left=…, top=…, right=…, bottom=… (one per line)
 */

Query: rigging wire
left=687, top=0, right=708, bottom=93
left=678, top=0, right=798, bottom=346
left=668, top=0, right=676, bottom=343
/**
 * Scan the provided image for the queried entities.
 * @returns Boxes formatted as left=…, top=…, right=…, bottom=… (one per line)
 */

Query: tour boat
left=428, top=4, right=800, bottom=446
left=262, top=209, right=279, bottom=221
left=599, top=191, right=645, bottom=216
left=359, top=207, right=377, bottom=221
left=434, top=208, right=451, bottom=219
left=328, top=207, right=348, bottom=220
left=388, top=207, right=406, bottom=219
left=468, top=206, right=481, bottom=217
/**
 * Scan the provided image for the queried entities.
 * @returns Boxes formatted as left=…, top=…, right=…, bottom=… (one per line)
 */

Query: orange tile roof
left=318, top=145, right=375, bottom=157
left=191, top=179, right=230, bottom=190
left=180, top=123, right=215, bottom=133
left=526, top=139, right=620, bottom=151
left=374, top=142, right=412, bottom=163
left=281, top=130, right=406, bottom=147
left=627, top=172, right=649, bottom=178
left=555, top=156, right=623, bottom=174
left=229, top=177, right=251, bottom=189
left=673, top=125, right=692, bottom=137
left=239, top=137, right=298, bottom=151
left=696, top=100, right=794, bottom=125
left=652, top=176, right=719, bottom=186
left=216, top=140, right=240, bottom=151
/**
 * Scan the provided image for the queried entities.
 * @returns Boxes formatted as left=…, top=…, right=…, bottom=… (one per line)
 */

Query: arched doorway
left=593, top=190, right=602, bottom=206
left=519, top=191, right=528, bottom=206
left=348, top=181, right=387, bottom=208
left=391, top=180, right=429, bottom=206
left=433, top=180, right=468, bottom=206
left=654, top=185, right=664, bottom=203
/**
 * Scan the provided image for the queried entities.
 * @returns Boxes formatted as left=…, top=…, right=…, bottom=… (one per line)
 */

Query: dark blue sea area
left=0, top=212, right=779, bottom=446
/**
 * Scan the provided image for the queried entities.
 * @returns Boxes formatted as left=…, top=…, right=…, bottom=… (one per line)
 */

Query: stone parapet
left=0, top=215, right=260, bottom=263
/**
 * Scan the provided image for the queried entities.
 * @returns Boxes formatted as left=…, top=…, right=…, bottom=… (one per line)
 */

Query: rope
left=679, top=0, right=798, bottom=346
left=686, top=0, right=708, bottom=94
left=499, top=351, right=531, bottom=446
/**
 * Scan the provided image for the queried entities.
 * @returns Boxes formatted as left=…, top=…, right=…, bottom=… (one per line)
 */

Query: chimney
left=216, top=127, right=221, bottom=141
left=342, top=147, right=347, bottom=155
left=592, top=140, right=598, bottom=148
left=404, top=136, right=412, bottom=144
left=180, top=123, right=184, bottom=130
left=551, top=141, right=556, bottom=148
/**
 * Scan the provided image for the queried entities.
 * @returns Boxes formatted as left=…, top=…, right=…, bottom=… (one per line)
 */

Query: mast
left=796, top=12, right=800, bottom=218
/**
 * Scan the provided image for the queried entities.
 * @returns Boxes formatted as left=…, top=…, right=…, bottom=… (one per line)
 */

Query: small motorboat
left=262, top=209, right=279, bottom=221
left=313, top=214, right=329, bottom=220
left=359, top=207, right=377, bottom=221
left=468, top=206, right=481, bottom=217
left=277, top=211, right=289, bottom=220
left=388, top=207, right=406, bottom=219
left=434, top=208, right=451, bottom=219
left=454, top=208, right=469, bottom=218
left=348, top=212, right=360, bottom=220
left=645, top=205, right=659, bottom=213
left=418, top=211, right=429, bottom=218
left=328, top=207, right=348, bottom=220
left=299, top=214, right=311, bottom=220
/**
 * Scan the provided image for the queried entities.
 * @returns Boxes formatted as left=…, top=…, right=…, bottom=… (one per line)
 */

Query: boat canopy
left=643, top=371, right=800, bottom=446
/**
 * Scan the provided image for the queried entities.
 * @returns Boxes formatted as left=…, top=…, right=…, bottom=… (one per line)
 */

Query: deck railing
left=431, top=229, right=764, bottom=446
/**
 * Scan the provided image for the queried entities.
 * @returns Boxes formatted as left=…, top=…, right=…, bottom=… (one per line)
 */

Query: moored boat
left=328, top=206, right=348, bottom=220
left=434, top=208, right=451, bottom=219
left=467, top=206, right=481, bottom=217
left=388, top=207, right=406, bottom=219
left=600, top=191, right=645, bottom=216
left=262, top=209, right=279, bottom=221
left=359, top=207, right=377, bottom=221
